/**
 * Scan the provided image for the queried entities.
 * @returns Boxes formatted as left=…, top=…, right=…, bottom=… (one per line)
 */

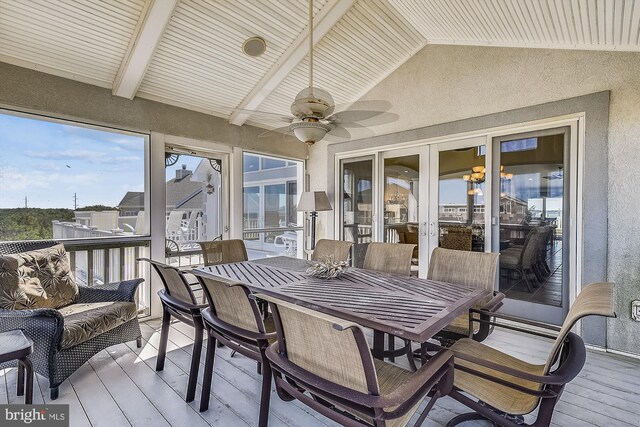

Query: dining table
left=192, top=256, right=492, bottom=361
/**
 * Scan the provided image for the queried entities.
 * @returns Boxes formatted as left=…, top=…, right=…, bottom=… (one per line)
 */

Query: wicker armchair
left=446, top=282, right=616, bottom=426
left=261, top=294, right=454, bottom=427
left=0, top=240, right=143, bottom=400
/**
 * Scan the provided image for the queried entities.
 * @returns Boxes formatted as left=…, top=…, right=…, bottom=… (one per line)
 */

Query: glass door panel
left=340, top=157, right=374, bottom=267
left=493, top=128, right=569, bottom=324
left=436, top=146, right=487, bottom=253
left=383, top=155, right=420, bottom=275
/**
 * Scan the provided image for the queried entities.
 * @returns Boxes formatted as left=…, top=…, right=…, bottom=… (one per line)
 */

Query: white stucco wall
left=307, top=44, right=640, bottom=355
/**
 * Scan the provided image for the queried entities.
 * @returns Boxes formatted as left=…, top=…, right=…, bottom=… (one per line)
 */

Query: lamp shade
left=297, top=191, right=332, bottom=212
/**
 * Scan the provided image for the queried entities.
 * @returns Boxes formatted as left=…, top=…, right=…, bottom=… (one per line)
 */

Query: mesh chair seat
left=451, top=338, right=544, bottom=415
left=441, top=312, right=481, bottom=337
left=341, top=359, right=421, bottom=427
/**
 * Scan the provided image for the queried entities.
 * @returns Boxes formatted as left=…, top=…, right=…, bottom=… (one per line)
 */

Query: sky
left=0, top=113, right=146, bottom=209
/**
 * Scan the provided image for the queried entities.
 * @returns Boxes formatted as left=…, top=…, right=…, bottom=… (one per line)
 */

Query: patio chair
left=363, top=242, right=416, bottom=276
left=192, top=272, right=276, bottom=426
left=311, top=239, right=352, bottom=262
left=428, top=248, right=502, bottom=345
left=138, top=258, right=205, bottom=403
left=445, top=282, right=616, bottom=427
left=199, top=239, right=248, bottom=266
left=260, top=293, right=455, bottom=427
left=0, top=240, right=143, bottom=400
left=500, top=227, right=541, bottom=292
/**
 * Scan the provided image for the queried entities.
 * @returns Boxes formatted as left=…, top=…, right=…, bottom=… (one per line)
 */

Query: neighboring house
left=117, top=192, right=144, bottom=217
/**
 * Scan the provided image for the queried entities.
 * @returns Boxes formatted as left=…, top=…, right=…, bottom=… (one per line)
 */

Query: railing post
left=87, top=249, right=94, bottom=287
left=104, top=248, right=110, bottom=284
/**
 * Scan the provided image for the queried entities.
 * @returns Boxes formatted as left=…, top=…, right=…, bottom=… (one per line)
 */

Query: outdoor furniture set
left=0, top=238, right=615, bottom=427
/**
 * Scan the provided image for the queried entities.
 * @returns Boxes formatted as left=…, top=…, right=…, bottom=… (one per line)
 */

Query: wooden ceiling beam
left=228, top=0, right=355, bottom=126
left=112, top=0, right=178, bottom=99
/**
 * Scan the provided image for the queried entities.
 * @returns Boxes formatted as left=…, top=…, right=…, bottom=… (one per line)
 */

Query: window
left=243, top=154, right=260, bottom=172
left=0, top=112, right=147, bottom=240
left=262, top=157, right=286, bottom=170
left=242, top=153, right=303, bottom=259
left=0, top=111, right=151, bottom=314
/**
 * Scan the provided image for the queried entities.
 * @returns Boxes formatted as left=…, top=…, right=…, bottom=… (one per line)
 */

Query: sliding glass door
left=492, top=127, right=571, bottom=324
left=340, top=156, right=375, bottom=267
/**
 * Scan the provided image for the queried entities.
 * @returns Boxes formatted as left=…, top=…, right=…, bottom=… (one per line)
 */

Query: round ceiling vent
left=242, top=36, right=267, bottom=57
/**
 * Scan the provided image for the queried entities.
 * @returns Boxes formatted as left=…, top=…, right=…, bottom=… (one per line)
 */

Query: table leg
left=18, top=358, right=33, bottom=404
left=372, top=330, right=385, bottom=360
left=17, top=361, right=24, bottom=396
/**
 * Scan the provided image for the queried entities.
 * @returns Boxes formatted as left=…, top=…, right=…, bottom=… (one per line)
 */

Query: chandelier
left=463, top=166, right=512, bottom=195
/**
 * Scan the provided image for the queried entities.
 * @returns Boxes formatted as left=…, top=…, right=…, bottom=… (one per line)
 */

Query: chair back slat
left=311, top=239, right=352, bottom=262
left=545, top=282, right=615, bottom=372
left=264, top=295, right=378, bottom=395
left=199, top=240, right=248, bottom=266
left=428, top=248, right=499, bottom=293
left=198, top=276, right=263, bottom=333
left=363, top=242, right=415, bottom=276
left=146, top=260, right=196, bottom=305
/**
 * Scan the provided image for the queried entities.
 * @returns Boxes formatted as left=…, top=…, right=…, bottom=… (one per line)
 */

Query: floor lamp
left=297, top=191, right=332, bottom=251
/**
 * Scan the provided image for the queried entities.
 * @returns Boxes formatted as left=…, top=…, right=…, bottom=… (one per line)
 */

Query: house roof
left=165, top=172, right=203, bottom=210
left=1, top=1, right=637, bottom=135
left=117, top=191, right=144, bottom=209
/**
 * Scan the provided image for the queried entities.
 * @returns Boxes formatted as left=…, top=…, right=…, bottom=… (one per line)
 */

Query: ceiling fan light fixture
left=289, top=121, right=332, bottom=145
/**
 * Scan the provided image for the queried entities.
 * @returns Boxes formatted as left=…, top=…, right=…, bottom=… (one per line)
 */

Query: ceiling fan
left=237, top=0, right=397, bottom=145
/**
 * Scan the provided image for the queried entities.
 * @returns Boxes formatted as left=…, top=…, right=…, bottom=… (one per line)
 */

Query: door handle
left=420, top=222, right=427, bottom=236
left=429, top=222, right=436, bottom=236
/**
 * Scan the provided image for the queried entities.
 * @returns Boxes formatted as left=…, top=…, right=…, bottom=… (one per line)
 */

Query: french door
left=377, top=137, right=488, bottom=277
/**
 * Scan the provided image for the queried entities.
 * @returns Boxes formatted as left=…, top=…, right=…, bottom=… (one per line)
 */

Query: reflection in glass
left=341, top=159, right=373, bottom=266
left=438, top=147, right=486, bottom=252
left=498, top=133, right=565, bottom=308
left=383, top=155, right=419, bottom=272
left=242, top=153, right=303, bottom=259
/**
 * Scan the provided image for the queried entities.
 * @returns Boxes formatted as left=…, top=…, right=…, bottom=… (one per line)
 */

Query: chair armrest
left=266, top=344, right=453, bottom=412
left=377, top=349, right=454, bottom=410
left=480, top=292, right=505, bottom=312
left=0, top=308, right=65, bottom=350
left=158, top=290, right=203, bottom=316
left=469, top=307, right=561, bottom=339
left=452, top=333, right=585, bottom=392
left=77, top=278, right=144, bottom=303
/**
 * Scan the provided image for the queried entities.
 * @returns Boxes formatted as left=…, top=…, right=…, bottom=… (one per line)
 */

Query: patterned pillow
left=0, top=244, right=79, bottom=310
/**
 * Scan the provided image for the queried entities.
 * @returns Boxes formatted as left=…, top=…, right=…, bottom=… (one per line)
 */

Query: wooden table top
left=193, top=257, right=490, bottom=342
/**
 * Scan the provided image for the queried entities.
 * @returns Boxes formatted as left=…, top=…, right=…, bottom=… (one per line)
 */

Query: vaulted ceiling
left=1, top=0, right=639, bottom=136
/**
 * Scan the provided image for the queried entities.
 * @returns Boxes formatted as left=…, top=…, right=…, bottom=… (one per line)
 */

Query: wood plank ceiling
left=1, top=0, right=639, bottom=134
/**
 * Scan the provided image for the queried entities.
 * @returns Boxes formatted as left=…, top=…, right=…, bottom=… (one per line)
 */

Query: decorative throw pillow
left=0, top=244, right=79, bottom=310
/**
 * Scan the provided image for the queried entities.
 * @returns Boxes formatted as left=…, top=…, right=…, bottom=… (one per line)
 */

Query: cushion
left=59, top=301, right=138, bottom=349
left=0, top=244, right=78, bottom=310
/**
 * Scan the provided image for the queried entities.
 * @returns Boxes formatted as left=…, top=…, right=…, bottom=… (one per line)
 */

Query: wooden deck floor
left=2, top=319, right=638, bottom=427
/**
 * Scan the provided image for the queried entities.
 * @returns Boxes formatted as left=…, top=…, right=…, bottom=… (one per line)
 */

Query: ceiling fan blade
left=327, top=111, right=399, bottom=127
left=327, top=126, right=351, bottom=139
left=258, top=126, right=292, bottom=138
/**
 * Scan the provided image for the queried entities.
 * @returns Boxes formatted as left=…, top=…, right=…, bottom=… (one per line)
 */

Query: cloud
left=24, top=150, right=141, bottom=164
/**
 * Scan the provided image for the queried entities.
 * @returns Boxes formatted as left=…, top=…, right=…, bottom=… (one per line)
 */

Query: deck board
left=1, top=320, right=638, bottom=427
